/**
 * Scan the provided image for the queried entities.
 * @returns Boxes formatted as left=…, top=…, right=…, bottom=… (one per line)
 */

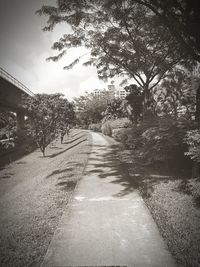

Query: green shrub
left=79, top=124, right=88, bottom=130
left=109, top=118, right=132, bottom=129
left=88, top=123, right=102, bottom=132
left=117, top=116, right=193, bottom=170
left=102, top=118, right=132, bottom=135
left=14, top=131, right=36, bottom=153
left=101, top=121, right=112, bottom=136
left=112, top=128, right=132, bottom=143
left=0, top=140, right=15, bottom=152
left=112, top=128, right=125, bottom=141
left=184, top=129, right=200, bottom=163
left=139, top=118, right=192, bottom=169
left=115, top=116, right=158, bottom=149
left=120, top=126, right=143, bottom=149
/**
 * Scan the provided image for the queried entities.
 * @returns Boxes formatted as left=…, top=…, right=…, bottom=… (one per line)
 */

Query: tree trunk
left=192, top=82, right=200, bottom=177
left=142, top=85, right=151, bottom=119
left=192, top=163, right=199, bottom=178
left=42, top=149, right=45, bottom=157
left=196, top=84, right=200, bottom=127
left=142, top=84, right=155, bottom=121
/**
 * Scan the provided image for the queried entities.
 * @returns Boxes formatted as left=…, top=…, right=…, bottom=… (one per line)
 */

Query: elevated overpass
left=0, top=67, right=34, bottom=132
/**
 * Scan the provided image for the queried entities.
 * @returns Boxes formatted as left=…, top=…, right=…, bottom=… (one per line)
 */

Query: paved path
left=42, top=132, right=176, bottom=267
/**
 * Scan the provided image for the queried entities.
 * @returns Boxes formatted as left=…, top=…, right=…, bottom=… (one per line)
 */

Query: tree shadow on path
left=87, top=142, right=199, bottom=202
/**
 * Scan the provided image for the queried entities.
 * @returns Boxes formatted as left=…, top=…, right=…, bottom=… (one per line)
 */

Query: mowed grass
left=45, top=129, right=92, bottom=191
left=0, top=129, right=92, bottom=267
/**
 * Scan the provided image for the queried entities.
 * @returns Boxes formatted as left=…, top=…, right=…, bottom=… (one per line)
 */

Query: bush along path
left=0, top=129, right=91, bottom=267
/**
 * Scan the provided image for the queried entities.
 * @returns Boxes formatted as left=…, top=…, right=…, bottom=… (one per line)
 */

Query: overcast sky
left=0, top=0, right=120, bottom=100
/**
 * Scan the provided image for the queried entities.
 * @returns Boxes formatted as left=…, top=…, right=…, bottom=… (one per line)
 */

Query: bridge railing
left=0, top=67, right=34, bottom=97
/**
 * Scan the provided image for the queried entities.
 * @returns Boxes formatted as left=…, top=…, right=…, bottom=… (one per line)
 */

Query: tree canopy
left=37, top=0, right=193, bottom=113
left=129, top=0, right=200, bottom=62
left=75, top=90, right=109, bottom=126
left=103, top=97, right=126, bottom=121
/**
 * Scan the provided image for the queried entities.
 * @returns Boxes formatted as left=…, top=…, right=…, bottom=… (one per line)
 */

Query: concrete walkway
left=41, top=132, right=176, bottom=267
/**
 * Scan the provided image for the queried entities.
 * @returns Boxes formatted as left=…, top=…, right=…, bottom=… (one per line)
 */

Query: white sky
left=0, top=0, right=125, bottom=101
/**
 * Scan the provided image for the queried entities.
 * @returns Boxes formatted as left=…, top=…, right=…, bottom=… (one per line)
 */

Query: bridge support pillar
left=16, top=111, right=25, bottom=134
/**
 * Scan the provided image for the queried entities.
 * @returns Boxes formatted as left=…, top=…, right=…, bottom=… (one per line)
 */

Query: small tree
left=58, top=101, right=75, bottom=143
left=21, top=93, right=74, bottom=156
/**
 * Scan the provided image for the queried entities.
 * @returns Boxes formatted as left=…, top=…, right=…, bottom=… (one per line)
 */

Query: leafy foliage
left=36, top=0, right=200, bottom=174
left=37, top=0, right=190, bottom=113
left=129, top=0, right=200, bottom=62
left=88, top=123, right=102, bottom=132
left=21, top=93, right=75, bottom=156
left=0, top=111, right=16, bottom=138
left=58, top=101, right=75, bottom=143
left=75, top=90, right=109, bottom=126
left=112, top=128, right=132, bottom=144
left=154, top=68, right=196, bottom=118
left=102, top=98, right=126, bottom=121
left=141, top=125, right=180, bottom=166
left=105, top=118, right=132, bottom=129
left=101, top=121, right=112, bottom=136
left=117, top=116, right=193, bottom=170
left=124, top=84, right=143, bottom=122
left=184, top=130, right=200, bottom=163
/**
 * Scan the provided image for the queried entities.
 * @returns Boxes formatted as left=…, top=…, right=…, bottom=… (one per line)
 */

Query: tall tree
left=127, top=0, right=200, bottom=62
left=37, top=1, right=186, bottom=114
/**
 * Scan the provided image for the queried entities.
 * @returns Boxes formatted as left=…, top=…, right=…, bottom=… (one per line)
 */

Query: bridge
left=0, top=67, right=34, bottom=132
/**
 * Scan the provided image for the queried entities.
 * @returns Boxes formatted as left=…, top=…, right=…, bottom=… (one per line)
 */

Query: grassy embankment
left=0, top=129, right=92, bottom=267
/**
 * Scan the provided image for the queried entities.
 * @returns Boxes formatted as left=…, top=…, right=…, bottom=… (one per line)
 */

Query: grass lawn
left=0, top=129, right=92, bottom=267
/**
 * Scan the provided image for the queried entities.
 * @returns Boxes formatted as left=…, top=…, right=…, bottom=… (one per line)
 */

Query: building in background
left=94, top=84, right=129, bottom=100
